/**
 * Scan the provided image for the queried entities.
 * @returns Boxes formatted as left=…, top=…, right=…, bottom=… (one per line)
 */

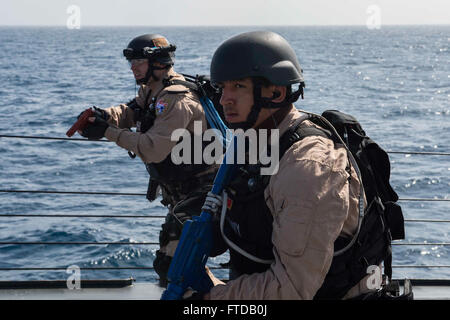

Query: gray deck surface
left=0, top=282, right=448, bottom=300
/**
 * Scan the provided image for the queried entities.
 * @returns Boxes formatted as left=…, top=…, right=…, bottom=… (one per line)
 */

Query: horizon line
left=0, top=23, right=449, bottom=28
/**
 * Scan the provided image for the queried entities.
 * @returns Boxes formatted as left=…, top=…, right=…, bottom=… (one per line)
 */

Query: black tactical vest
left=219, top=118, right=399, bottom=299
left=222, top=164, right=275, bottom=276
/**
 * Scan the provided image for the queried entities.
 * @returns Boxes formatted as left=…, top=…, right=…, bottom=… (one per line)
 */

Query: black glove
left=79, top=106, right=110, bottom=140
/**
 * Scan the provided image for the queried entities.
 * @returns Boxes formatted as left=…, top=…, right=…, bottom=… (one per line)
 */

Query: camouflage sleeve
left=104, top=93, right=194, bottom=164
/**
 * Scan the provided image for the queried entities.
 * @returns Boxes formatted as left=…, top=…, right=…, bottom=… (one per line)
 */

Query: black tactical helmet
left=123, top=34, right=176, bottom=65
left=210, top=31, right=304, bottom=87
left=123, top=34, right=176, bottom=84
left=210, top=31, right=305, bottom=129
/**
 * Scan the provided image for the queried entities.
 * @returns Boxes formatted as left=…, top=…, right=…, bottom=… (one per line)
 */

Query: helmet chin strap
left=225, top=85, right=265, bottom=130
left=135, top=68, right=151, bottom=85
left=135, top=61, right=171, bottom=85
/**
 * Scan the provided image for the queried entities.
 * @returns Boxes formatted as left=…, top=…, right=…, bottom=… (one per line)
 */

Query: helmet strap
left=226, top=84, right=263, bottom=130
left=136, top=62, right=171, bottom=85
left=225, top=81, right=305, bottom=130
left=227, top=105, right=260, bottom=130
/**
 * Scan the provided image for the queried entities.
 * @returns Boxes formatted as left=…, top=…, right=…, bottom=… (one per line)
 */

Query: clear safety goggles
left=128, top=59, right=148, bottom=67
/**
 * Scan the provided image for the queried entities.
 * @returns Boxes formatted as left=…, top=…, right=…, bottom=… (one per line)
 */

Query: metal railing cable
left=0, top=213, right=165, bottom=218
left=398, top=198, right=450, bottom=202
left=0, top=265, right=447, bottom=272
left=1, top=134, right=449, bottom=277
left=0, top=135, right=111, bottom=142
left=386, top=150, right=450, bottom=156
left=1, top=134, right=450, bottom=156
left=0, top=241, right=159, bottom=245
left=1, top=189, right=448, bottom=202
left=0, top=267, right=156, bottom=271
left=0, top=189, right=146, bottom=197
left=0, top=266, right=225, bottom=271
left=0, top=241, right=448, bottom=246
left=0, top=214, right=449, bottom=223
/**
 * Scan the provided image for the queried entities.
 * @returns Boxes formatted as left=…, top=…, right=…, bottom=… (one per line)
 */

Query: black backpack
left=280, top=110, right=405, bottom=299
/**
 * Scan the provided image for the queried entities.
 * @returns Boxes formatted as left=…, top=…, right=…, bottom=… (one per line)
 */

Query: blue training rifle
left=161, top=136, right=237, bottom=300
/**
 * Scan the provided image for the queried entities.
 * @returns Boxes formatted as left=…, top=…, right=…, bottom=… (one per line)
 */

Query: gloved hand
left=78, top=106, right=110, bottom=140
left=201, top=191, right=223, bottom=215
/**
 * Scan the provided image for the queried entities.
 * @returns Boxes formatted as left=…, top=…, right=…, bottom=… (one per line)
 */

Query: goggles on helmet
left=123, top=44, right=177, bottom=60
left=128, top=58, right=148, bottom=67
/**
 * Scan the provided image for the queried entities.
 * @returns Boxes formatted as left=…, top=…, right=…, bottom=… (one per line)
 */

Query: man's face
left=218, top=78, right=254, bottom=124
left=129, top=59, right=149, bottom=81
left=218, top=78, right=285, bottom=128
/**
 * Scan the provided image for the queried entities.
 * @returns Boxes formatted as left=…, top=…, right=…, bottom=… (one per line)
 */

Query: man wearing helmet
left=202, top=31, right=380, bottom=299
left=76, top=34, right=217, bottom=287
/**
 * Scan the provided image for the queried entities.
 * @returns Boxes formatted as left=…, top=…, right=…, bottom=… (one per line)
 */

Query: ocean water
left=0, top=26, right=449, bottom=284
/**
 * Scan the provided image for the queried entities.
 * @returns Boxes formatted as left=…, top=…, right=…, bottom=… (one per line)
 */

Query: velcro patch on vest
left=155, top=100, right=168, bottom=114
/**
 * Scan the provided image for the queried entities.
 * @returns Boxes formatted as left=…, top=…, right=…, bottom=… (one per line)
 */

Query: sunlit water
left=0, top=26, right=448, bottom=282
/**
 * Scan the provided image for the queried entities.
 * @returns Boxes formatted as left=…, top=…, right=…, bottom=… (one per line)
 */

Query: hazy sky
left=1, top=0, right=449, bottom=26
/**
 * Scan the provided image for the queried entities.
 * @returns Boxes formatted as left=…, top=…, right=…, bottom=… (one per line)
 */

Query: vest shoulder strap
left=279, top=121, right=335, bottom=160
left=162, top=78, right=196, bottom=94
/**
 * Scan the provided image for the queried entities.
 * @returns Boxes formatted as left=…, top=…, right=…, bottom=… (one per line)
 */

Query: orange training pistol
left=66, top=108, right=94, bottom=137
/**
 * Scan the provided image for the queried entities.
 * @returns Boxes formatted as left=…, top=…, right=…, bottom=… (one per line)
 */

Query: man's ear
left=271, top=86, right=286, bottom=103
left=261, top=84, right=287, bottom=102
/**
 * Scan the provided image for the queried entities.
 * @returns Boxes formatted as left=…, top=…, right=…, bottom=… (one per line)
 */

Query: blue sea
left=0, top=26, right=449, bottom=284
